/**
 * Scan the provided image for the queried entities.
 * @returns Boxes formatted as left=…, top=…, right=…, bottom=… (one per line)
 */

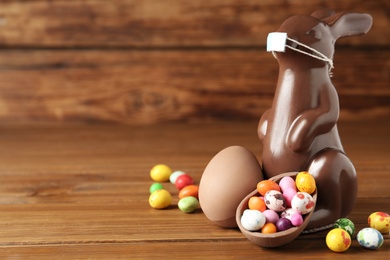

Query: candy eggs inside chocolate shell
left=199, top=146, right=263, bottom=228
left=236, top=172, right=317, bottom=247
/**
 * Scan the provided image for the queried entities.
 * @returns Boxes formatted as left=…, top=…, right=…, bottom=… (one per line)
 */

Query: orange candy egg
left=257, top=180, right=281, bottom=196
left=178, top=185, right=199, bottom=199
left=248, top=196, right=266, bottom=212
left=261, top=222, right=277, bottom=234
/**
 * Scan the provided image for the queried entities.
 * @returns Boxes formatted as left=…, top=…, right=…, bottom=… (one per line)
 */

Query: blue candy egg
left=357, top=228, right=384, bottom=249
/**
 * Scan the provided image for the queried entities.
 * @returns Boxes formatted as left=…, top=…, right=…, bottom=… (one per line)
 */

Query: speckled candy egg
left=368, top=212, right=390, bottom=233
left=264, top=190, right=286, bottom=212
left=178, top=196, right=199, bottom=213
left=199, top=146, right=263, bottom=228
left=295, top=171, right=316, bottom=194
left=240, top=209, right=266, bottom=231
left=149, top=189, right=172, bottom=209
left=291, top=192, right=315, bottom=214
left=326, top=228, right=351, bottom=252
left=281, top=208, right=297, bottom=220
left=334, top=218, right=355, bottom=237
left=357, top=228, right=384, bottom=249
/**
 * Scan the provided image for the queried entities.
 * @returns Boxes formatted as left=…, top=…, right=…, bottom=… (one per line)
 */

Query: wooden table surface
left=0, top=119, right=388, bottom=259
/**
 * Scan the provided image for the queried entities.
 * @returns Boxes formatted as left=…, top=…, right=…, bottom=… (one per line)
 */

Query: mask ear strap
left=286, top=37, right=334, bottom=74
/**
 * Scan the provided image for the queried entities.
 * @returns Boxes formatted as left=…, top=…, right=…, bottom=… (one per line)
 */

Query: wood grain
left=0, top=0, right=387, bottom=48
left=0, top=48, right=388, bottom=124
left=0, top=120, right=388, bottom=258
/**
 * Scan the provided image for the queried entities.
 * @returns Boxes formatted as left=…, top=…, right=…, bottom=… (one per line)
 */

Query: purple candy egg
left=276, top=218, right=293, bottom=232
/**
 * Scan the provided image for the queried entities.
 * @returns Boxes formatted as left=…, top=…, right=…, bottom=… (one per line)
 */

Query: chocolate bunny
left=259, top=9, right=372, bottom=230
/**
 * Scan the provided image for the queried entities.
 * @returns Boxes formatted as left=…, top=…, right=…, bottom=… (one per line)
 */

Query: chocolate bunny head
left=268, top=10, right=373, bottom=72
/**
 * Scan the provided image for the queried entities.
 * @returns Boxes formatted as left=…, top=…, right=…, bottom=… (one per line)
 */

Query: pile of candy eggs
left=326, top=211, right=389, bottom=252
left=148, top=164, right=200, bottom=213
left=240, top=171, right=316, bottom=233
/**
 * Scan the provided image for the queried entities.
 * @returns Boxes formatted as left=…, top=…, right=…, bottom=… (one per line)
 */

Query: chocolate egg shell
left=236, top=172, right=317, bottom=247
left=199, top=146, right=263, bottom=228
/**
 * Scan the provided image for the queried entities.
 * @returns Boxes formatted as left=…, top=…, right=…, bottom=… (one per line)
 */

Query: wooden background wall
left=0, top=0, right=388, bottom=124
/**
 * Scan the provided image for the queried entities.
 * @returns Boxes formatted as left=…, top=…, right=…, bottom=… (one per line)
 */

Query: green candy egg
left=334, top=218, right=355, bottom=237
left=149, top=183, right=164, bottom=194
left=178, top=196, right=199, bottom=213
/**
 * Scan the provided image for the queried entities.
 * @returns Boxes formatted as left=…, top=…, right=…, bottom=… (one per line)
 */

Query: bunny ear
left=324, top=12, right=373, bottom=39
left=311, top=8, right=335, bottom=20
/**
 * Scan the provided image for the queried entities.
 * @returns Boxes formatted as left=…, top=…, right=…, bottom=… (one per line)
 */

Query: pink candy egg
left=263, top=209, right=280, bottom=224
left=279, top=176, right=296, bottom=192
left=282, top=187, right=297, bottom=208
left=291, top=213, right=303, bottom=226
left=291, top=192, right=315, bottom=214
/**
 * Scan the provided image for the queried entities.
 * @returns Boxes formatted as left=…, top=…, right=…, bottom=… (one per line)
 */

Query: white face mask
left=267, top=32, right=334, bottom=74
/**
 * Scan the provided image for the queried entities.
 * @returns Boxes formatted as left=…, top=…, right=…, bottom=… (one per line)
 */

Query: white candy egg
left=241, top=209, right=266, bottom=231
left=291, top=192, right=315, bottom=214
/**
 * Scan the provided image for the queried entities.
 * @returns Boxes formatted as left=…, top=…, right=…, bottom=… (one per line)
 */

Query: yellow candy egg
left=149, top=189, right=172, bottom=209
left=368, top=212, right=390, bottom=233
left=326, top=228, right=351, bottom=252
left=150, top=164, right=172, bottom=182
left=295, top=171, right=316, bottom=194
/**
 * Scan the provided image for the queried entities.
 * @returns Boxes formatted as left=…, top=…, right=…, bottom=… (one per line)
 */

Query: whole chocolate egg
left=199, top=146, right=263, bottom=227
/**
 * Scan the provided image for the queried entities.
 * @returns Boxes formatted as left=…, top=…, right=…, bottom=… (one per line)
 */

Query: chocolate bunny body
left=259, top=10, right=372, bottom=230
left=199, top=10, right=373, bottom=231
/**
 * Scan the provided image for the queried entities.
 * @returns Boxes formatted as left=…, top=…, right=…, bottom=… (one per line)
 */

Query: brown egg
left=199, top=146, right=264, bottom=228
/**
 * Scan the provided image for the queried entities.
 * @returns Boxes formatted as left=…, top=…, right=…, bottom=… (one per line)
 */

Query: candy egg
left=368, top=212, right=390, bottom=233
left=241, top=209, right=266, bottom=231
left=282, top=187, right=297, bottom=207
left=150, top=164, right=172, bottom=182
left=149, top=183, right=164, bottom=194
left=261, top=222, right=277, bottom=234
left=291, top=192, right=315, bottom=214
left=279, top=176, right=296, bottom=192
left=262, top=209, right=279, bottom=224
left=326, top=228, right=351, bottom=252
left=264, top=190, right=286, bottom=212
left=248, top=196, right=266, bottom=212
left=276, top=218, right=293, bottom=232
left=357, top=228, right=384, bottom=249
left=257, top=180, right=281, bottom=196
left=149, top=189, right=172, bottom=209
left=175, top=174, right=193, bottom=190
left=291, top=213, right=303, bottom=227
left=334, top=218, right=355, bottom=237
left=280, top=208, right=297, bottom=220
left=178, top=184, right=199, bottom=199
left=170, top=170, right=186, bottom=184
left=178, top=196, right=199, bottom=213
left=295, top=171, right=316, bottom=194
